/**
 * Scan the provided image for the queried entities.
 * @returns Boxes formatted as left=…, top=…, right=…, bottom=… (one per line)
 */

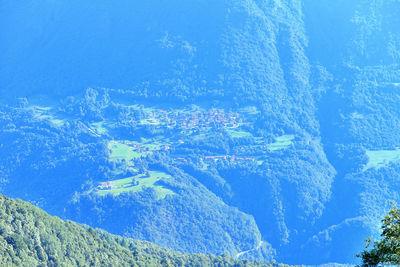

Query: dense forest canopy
left=0, top=193, right=285, bottom=266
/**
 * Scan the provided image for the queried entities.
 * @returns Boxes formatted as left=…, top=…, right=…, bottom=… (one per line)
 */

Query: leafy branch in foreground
left=357, top=203, right=400, bottom=266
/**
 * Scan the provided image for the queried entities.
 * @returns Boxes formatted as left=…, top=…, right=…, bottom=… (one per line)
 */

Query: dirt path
left=236, top=241, right=264, bottom=259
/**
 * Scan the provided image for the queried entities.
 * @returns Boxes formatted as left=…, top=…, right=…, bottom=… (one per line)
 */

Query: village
left=97, top=104, right=295, bottom=182
left=137, top=107, right=244, bottom=132
left=102, top=107, right=257, bottom=162
left=93, top=105, right=295, bottom=197
left=97, top=181, right=114, bottom=190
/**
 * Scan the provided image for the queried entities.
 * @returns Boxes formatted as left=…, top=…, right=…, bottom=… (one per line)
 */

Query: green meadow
left=227, top=129, right=252, bottom=138
left=108, top=141, right=142, bottom=162
left=364, top=149, right=400, bottom=171
left=239, top=106, right=260, bottom=115
left=91, top=122, right=108, bottom=134
left=29, top=105, right=65, bottom=127
left=94, top=171, right=175, bottom=199
left=267, top=135, right=295, bottom=151
left=108, top=139, right=171, bottom=164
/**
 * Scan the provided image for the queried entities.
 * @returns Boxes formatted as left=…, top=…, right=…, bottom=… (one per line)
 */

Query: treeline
left=0, top=103, right=111, bottom=213
left=0, top=193, right=290, bottom=267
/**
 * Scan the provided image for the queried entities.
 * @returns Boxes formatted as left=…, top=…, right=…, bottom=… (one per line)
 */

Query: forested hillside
left=0, top=0, right=399, bottom=265
left=0, top=193, right=285, bottom=266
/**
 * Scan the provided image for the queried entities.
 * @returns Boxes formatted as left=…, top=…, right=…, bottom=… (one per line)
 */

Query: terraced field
left=267, top=135, right=295, bottom=151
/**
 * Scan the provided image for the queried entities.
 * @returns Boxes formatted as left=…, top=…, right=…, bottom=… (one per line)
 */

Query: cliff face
left=0, top=0, right=399, bottom=265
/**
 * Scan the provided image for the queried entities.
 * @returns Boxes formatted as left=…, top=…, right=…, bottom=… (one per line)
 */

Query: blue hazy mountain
left=1, top=0, right=399, bottom=265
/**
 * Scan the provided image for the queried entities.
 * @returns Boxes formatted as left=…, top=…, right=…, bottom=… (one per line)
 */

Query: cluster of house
left=140, top=109, right=243, bottom=131
left=97, top=181, right=113, bottom=190
left=126, top=142, right=170, bottom=152
left=175, top=155, right=255, bottom=163
left=202, top=155, right=255, bottom=162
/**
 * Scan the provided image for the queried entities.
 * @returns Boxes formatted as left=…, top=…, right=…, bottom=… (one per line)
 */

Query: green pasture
left=193, top=134, right=207, bottom=141
left=227, top=129, right=252, bottom=138
left=95, top=171, right=175, bottom=199
left=364, top=149, right=400, bottom=171
left=29, top=106, right=65, bottom=127
left=32, top=106, right=52, bottom=113
left=180, top=130, right=195, bottom=135
left=131, top=138, right=170, bottom=150
left=108, top=139, right=171, bottom=163
left=142, top=142, right=162, bottom=150
left=124, top=104, right=156, bottom=113
left=108, top=141, right=141, bottom=162
left=200, top=161, right=210, bottom=170
left=49, top=118, right=65, bottom=127
left=91, top=122, right=108, bottom=134
left=139, top=119, right=161, bottom=126
left=267, top=135, right=295, bottom=151
left=239, top=106, right=259, bottom=115
left=36, top=114, right=65, bottom=127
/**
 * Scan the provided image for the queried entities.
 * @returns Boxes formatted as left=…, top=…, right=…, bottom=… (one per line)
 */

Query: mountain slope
left=0, top=0, right=400, bottom=265
left=0, top=0, right=335, bottom=257
left=0, top=193, right=283, bottom=266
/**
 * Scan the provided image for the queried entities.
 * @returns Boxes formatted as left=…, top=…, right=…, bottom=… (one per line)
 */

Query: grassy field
left=192, top=134, right=207, bottom=141
left=49, top=118, right=65, bottom=127
left=267, top=135, right=295, bottom=151
left=227, top=129, right=252, bottom=138
left=239, top=106, right=259, bottom=115
left=140, top=119, right=161, bottom=126
left=28, top=105, right=65, bottom=127
left=364, top=149, right=400, bottom=171
left=108, top=141, right=142, bottom=162
left=91, top=122, right=108, bottom=134
left=108, top=138, right=172, bottom=163
left=95, top=171, right=175, bottom=199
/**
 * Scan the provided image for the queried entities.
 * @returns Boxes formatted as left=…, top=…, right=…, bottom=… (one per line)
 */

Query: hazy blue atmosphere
left=1, top=0, right=400, bottom=265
